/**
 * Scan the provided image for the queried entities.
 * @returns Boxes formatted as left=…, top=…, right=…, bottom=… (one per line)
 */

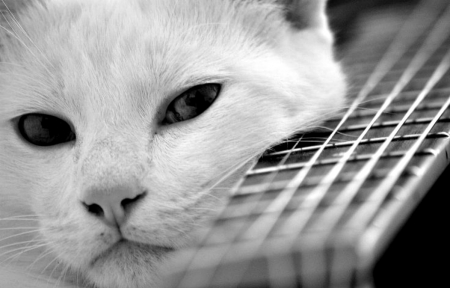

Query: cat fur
left=0, top=0, right=346, bottom=287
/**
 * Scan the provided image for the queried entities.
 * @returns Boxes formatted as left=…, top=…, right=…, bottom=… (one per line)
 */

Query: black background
left=373, top=165, right=448, bottom=287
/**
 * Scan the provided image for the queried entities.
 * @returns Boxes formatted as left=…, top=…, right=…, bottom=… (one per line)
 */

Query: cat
left=0, top=0, right=346, bottom=287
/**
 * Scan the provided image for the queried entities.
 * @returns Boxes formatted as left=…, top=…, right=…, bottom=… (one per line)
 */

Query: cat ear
left=277, top=0, right=329, bottom=30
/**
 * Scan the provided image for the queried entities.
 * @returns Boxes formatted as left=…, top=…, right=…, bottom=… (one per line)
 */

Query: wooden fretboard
left=165, top=1, right=450, bottom=287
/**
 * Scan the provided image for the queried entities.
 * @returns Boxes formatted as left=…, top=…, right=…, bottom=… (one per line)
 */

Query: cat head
left=0, top=0, right=345, bottom=287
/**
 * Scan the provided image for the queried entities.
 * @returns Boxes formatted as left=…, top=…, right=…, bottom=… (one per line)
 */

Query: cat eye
left=164, top=84, right=221, bottom=124
left=18, top=113, right=75, bottom=146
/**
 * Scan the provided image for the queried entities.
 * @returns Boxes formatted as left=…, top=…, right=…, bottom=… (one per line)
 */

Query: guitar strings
left=356, top=77, right=450, bottom=274
left=330, top=24, right=450, bottom=285
left=188, top=0, right=428, bottom=287
left=318, top=4, right=450, bottom=286
left=172, top=1, right=447, bottom=287
left=255, top=0, right=441, bottom=238
left=313, top=1, right=450, bottom=242
left=171, top=138, right=307, bottom=287
left=270, top=0, right=442, bottom=244
left=353, top=48, right=450, bottom=249
left=265, top=3, right=450, bottom=286
left=200, top=1, right=442, bottom=287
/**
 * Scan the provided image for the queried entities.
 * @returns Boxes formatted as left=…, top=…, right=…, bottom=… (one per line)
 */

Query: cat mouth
left=89, top=239, right=174, bottom=267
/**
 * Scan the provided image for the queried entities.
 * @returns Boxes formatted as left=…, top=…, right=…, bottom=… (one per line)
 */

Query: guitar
left=165, top=0, right=450, bottom=287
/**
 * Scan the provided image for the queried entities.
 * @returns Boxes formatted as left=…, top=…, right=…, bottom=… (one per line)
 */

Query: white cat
left=0, top=0, right=346, bottom=287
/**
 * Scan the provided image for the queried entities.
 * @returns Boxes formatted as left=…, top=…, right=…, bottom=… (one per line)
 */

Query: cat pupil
left=164, top=83, right=220, bottom=124
left=18, top=113, right=75, bottom=146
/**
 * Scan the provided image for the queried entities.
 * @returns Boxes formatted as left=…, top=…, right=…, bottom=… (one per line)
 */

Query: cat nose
left=82, top=185, right=146, bottom=227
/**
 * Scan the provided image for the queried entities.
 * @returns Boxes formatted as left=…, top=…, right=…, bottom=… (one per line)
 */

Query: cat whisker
left=0, top=71, right=53, bottom=89
left=0, top=229, right=40, bottom=243
left=301, top=135, right=355, bottom=141
left=155, top=202, right=184, bottom=210
left=76, top=268, right=81, bottom=287
left=0, top=215, right=38, bottom=221
left=0, top=219, right=40, bottom=222
left=207, top=187, right=235, bottom=190
left=298, top=139, right=350, bottom=144
left=354, top=95, right=389, bottom=104
left=0, top=61, right=26, bottom=68
left=0, top=241, right=47, bottom=265
left=0, top=213, right=41, bottom=218
left=40, top=254, right=61, bottom=280
left=1, top=1, right=54, bottom=64
left=0, top=21, right=54, bottom=78
left=200, top=151, right=261, bottom=198
left=0, top=243, right=38, bottom=264
left=307, top=125, right=336, bottom=132
left=177, top=21, right=228, bottom=40
left=0, top=239, right=44, bottom=259
left=0, top=226, right=38, bottom=231
left=1, top=2, right=55, bottom=72
left=0, top=218, right=40, bottom=223
left=275, top=139, right=350, bottom=146
left=0, top=237, right=42, bottom=249
left=45, top=259, right=62, bottom=287
left=21, top=247, right=60, bottom=283
left=276, top=139, right=303, bottom=144
left=197, top=191, right=225, bottom=203
left=188, top=207, right=222, bottom=212
left=307, top=126, right=359, bottom=139
left=351, top=106, right=388, bottom=112
left=168, top=225, right=192, bottom=239
left=25, top=247, right=55, bottom=273
left=298, top=135, right=341, bottom=140
left=53, top=262, right=72, bottom=288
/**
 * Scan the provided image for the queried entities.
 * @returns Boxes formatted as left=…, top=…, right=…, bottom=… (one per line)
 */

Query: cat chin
left=82, top=240, right=172, bottom=288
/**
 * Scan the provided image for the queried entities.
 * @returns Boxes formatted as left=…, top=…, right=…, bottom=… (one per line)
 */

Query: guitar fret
left=346, top=40, right=450, bottom=75
left=249, top=149, right=437, bottom=176
left=225, top=169, right=422, bottom=217
left=348, top=34, right=450, bottom=76
left=237, top=165, right=424, bottom=198
left=349, top=68, right=450, bottom=96
left=349, top=101, right=448, bottom=119
left=266, top=113, right=450, bottom=155
left=339, top=116, right=450, bottom=132
left=245, top=162, right=425, bottom=191
left=351, top=66, right=444, bottom=84
left=357, top=87, right=450, bottom=107
left=266, top=132, right=449, bottom=156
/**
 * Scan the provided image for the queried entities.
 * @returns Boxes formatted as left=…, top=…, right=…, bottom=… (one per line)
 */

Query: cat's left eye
left=18, top=113, right=76, bottom=147
left=164, top=84, right=221, bottom=124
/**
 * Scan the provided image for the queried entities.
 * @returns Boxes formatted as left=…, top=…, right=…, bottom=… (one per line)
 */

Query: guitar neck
left=166, top=1, right=450, bottom=287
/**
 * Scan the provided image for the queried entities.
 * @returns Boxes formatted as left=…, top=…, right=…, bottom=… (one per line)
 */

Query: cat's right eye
left=18, top=113, right=75, bottom=146
left=164, top=84, right=221, bottom=124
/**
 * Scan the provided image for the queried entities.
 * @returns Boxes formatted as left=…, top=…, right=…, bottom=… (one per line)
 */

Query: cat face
left=0, top=0, right=346, bottom=287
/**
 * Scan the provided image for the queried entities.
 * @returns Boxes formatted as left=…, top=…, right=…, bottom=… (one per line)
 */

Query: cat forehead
left=4, top=0, right=291, bottom=83
left=11, top=0, right=287, bottom=84
left=1, top=0, right=290, bottom=123
left=23, top=0, right=286, bottom=40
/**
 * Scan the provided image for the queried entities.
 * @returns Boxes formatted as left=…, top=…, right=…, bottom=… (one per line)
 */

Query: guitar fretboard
left=166, top=1, right=450, bottom=287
